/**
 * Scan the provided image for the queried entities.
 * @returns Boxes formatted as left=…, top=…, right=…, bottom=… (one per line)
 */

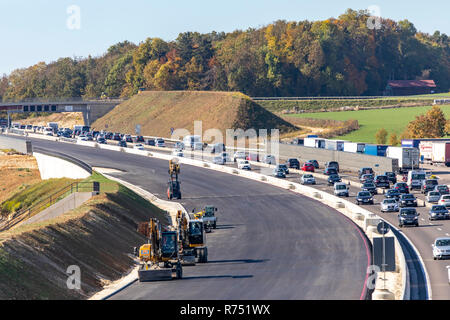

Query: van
left=334, top=182, right=349, bottom=197
left=43, top=127, right=54, bottom=136
left=407, top=170, right=426, bottom=190
left=183, top=135, right=201, bottom=149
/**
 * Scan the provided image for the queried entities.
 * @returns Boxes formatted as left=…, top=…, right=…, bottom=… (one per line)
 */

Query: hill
left=91, top=91, right=297, bottom=138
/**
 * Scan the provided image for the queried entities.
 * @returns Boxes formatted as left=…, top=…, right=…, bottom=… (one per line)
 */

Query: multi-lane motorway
left=20, top=137, right=371, bottom=300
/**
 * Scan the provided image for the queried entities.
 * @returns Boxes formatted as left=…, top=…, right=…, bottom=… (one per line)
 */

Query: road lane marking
left=437, top=228, right=442, bottom=231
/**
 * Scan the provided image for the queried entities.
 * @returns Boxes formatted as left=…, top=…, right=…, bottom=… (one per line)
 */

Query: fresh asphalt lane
left=25, top=137, right=370, bottom=300
left=309, top=174, right=450, bottom=300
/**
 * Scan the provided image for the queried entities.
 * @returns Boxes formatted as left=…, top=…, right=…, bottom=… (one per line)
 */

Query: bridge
left=0, top=97, right=126, bottom=126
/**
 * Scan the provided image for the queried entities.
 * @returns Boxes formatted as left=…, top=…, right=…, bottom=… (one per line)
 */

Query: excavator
left=177, top=210, right=208, bottom=264
left=135, top=218, right=183, bottom=281
left=167, top=159, right=181, bottom=200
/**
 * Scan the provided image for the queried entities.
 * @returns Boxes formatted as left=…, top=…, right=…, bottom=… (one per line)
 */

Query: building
left=384, top=80, right=436, bottom=96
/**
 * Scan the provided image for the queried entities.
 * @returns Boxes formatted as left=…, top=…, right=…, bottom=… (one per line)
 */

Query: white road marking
left=437, top=228, right=442, bottom=231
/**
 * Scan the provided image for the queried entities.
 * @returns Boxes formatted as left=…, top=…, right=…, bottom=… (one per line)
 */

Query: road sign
left=377, top=221, right=390, bottom=235
left=170, top=127, right=174, bottom=135
left=135, top=124, right=141, bottom=135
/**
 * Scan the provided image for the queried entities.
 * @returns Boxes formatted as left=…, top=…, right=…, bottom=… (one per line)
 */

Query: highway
left=22, top=137, right=370, bottom=300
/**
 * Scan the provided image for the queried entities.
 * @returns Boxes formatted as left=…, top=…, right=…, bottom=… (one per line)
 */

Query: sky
left=0, top=0, right=449, bottom=76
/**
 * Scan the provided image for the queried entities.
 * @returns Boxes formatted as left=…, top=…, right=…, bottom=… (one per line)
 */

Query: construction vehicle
left=193, top=206, right=218, bottom=230
left=135, top=218, right=183, bottom=281
left=177, top=210, right=208, bottom=264
left=167, top=159, right=181, bottom=200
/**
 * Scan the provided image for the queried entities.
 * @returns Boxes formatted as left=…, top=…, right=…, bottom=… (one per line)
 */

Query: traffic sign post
left=135, top=124, right=141, bottom=135
left=447, top=266, right=450, bottom=285
left=377, top=221, right=391, bottom=289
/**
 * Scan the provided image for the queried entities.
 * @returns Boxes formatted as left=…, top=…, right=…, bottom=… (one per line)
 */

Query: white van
left=237, top=159, right=251, bottom=170
left=43, top=127, right=54, bottom=136
left=407, top=170, right=426, bottom=190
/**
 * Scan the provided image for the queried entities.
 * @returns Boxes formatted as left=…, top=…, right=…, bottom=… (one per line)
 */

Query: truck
left=386, top=147, right=420, bottom=172
left=324, top=140, right=345, bottom=151
left=431, top=142, right=450, bottom=166
left=47, top=122, right=59, bottom=133
left=419, top=141, right=434, bottom=161
left=407, top=170, right=426, bottom=190
left=401, top=139, right=421, bottom=149
left=364, top=144, right=388, bottom=157
left=304, top=137, right=325, bottom=148
left=343, top=142, right=365, bottom=153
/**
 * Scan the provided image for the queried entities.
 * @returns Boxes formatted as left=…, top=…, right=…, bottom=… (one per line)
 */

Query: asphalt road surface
left=24, top=137, right=370, bottom=300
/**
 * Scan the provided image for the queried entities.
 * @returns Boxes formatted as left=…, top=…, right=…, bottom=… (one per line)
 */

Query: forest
left=0, top=9, right=449, bottom=101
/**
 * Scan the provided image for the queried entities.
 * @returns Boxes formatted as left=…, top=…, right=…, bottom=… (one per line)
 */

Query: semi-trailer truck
left=386, top=147, right=420, bottom=172
left=343, top=142, right=365, bottom=153
left=431, top=142, right=450, bottom=166
left=364, top=144, right=388, bottom=157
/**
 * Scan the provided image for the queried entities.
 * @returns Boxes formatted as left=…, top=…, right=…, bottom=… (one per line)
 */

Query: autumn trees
left=1, top=9, right=449, bottom=101
left=404, top=106, right=447, bottom=138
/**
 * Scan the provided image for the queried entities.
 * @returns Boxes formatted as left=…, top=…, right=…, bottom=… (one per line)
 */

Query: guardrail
left=33, top=146, right=93, bottom=175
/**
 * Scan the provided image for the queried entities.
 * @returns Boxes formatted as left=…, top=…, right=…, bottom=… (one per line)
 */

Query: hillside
left=12, top=112, right=84, bottom=129
left=91, top=91, right=297, bottom=137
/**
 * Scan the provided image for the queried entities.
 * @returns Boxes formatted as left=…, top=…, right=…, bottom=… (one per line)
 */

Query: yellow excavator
left=135, top=218, right=183, bottom=281
left=177, top=210, right=208, bottom=264
left=167, top=159, right=181, bottom=200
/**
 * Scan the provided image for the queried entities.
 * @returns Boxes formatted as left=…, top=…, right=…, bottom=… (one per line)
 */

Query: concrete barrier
left=33, top=151, right=91, bottom=179
left=0, top=134, right=32, bottom=154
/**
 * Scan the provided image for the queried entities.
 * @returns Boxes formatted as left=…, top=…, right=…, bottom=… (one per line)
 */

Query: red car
left=301, top=163, right=315, bottom=172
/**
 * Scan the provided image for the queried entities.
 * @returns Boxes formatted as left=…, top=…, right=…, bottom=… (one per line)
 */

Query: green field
left=287, top=104, right=450, bottom=143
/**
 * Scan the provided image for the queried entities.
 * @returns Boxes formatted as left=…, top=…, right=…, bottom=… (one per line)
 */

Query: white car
left=77, top=135, right=88, bottom=141
left=233, top=151, right=246, bottom=162
left=380, top=198, right=399, bottom=212
left=432, top=237, right=450, bottom=260
left=134, top=143, right=145, bottom=150
left=263, top=154, right=276, bottom=165
left=156, top=138, right=165, bottom=147
left=212, top=156, right=225, bottom=165
left=237, top=159, right=251, bottom=170
left=171, top=149, right=184, bottom=157
left=300, top=174, right=316, bottom=185
left=438, top=194, right=450, bottom=207
left=427, top=191, right=441, bottom=203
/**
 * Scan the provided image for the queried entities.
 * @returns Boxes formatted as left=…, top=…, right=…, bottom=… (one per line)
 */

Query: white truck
left=47, top=122, right=58, bottom=133
left=343, top=142, right=365, bottom=153
left=386, top=147, right=420, bottom=172
left=304, top=137, right=325, bottom=148
left=407, top=170, right=426, bottom=190
left=431, top=142, right=450, bottom=166
left=419, top=141, right=434, bottom=161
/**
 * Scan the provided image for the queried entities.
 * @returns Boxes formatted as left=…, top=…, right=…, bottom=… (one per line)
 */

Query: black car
left=105, top=132, right=113, bottom=139
left=398, top=208, right=419, bottom=227
left=362, top=182, right=377, bottom=195
left=384, top=172, right=397, bottom=184
left=307, top=160, right=319, bottom=169
left=399, top=194, right=417, bottom=207
left=360, top=174, right=374, bottom=183
left=325, top=161, right=339, bottom=172
left=359, top=167, right=374, bottom=178
left=146, top=138, right=156, bottom=146
left=97, top=137, right=107, bottom=144
left=356, top=191, right=374, bottom=205
left=421, top=179, right=438, bottom=194
left=394, top=182, right=409, bottom=194
left=135, top=135, right=145, bottom=143
left=323, top=167, right=338, bottom=176
left=434, top=185, right=450, bottom=195
left=385, top=189, right=401, bottom=201
left=118, top=140, right=127, bottom=147
left=374, top=175, right=390, bottom=189
left=113, top=133, right=121, bottom=141
left=327, top=174, right=342, bottom=186
left=286, top=158, right=300, bottom=170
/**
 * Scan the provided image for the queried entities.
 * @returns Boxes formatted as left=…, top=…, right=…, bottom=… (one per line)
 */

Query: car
left=118, top=140, right=127, bottom=148
left=301, top=162, right=315, bottom=172
left=328, top=174, right=342, bottom=186
left=380, top=198, right=399, bottom=212
left=393, top=182, right=409, bottom=194
left=134, top=143, right=145, bottom=150
left=246, top=153, right=260, bottom=162
left=307, top=160, right=319, bottom=169
left=237, top=159, right=251, bottom=170
left=438, top=194, right=450, bottom=207
left=212, top=156, right=225, bottom=165
left=156, top=138, right=165, bottom=147
left=175, top=142, right=185, bottom=150
left=263, top=155, right=276, bottom=165
left=171, top=149, right=184, bottom=157
left=323, top=167, right=337, bottom=176
left=211, top=143, right=226, bottom=153
left=385, top=189, right=401, bottom=201
left=374, top=175, right=390, bottom=189
left=77, top=135, right=87, bottom=141
left=233, top=151, right=246, bottom=162
left=360, top=174, right=374, bottom=184
left=356, top=191, right=374, bottom=205
left=427, top=191, right=441, bottom=203
left=146, top=138, right=156, bottom=146
left=276, top=164, right=289, bottom=174
left=85, top=133, right=94, bottom=141
left=97, top=137, right=107, bottom=144
left=362, top=182, right=377, bottom=195
left=217, top=152, right=231, bottom=163
left=359, top=167, right=374, bottom=178
left=286, top=158, right=300, bottom=169
left=273, top=168, right=286, bottom=178
left=422, top=179, right=439, bottom=194
left=384, top=172, right=397, bottom=184
left=432, top=237, right=450, bottom=260
left=123, top=135, right=133, bottom=143
left=399, top=194, right=417, bottom=207
left=193, top=142, right=204, bottom=150
left=325, top=161, right=339, bottom=172
left=398, top=208, right=419, bottom=227
left=300, top=174, right=316, bottom=185
left=434, top=185, right=450, bottom=195
left=429, top=205, right=450, bottom=221
left=334, top=182, right=349, bottom=197
left=104, top=132, right=113, bottom=140
left=113, top=133, right=122, bottom=141
left=135, top=136, right=145, bottom=143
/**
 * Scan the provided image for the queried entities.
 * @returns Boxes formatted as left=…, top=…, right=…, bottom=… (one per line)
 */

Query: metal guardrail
left=251, top=96, right=438, bottom=101
left=32, top=146, right=92, bottom=174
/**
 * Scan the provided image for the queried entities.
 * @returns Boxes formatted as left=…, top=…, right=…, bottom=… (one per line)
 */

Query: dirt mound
left=92, top=91, right=297, bottom=137
left=13, top=112, right=84, bottom=129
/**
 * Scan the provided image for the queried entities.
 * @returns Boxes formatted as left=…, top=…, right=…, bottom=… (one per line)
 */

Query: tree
left=375, top=128, right=388, bottom=144
left=406, top=106, right=446, bottom=138
left=388, top=132, right=399, bottom=146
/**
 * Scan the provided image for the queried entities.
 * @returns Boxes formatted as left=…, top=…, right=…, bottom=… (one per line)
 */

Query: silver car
left=381, top=198, right=399, bottom=212
left=300, top=174, right=316, bottom=185
left=426, top=191, right=441, bottom=203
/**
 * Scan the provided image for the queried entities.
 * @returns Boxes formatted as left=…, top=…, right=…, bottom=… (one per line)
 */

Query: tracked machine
left=177, top=210, right=208, bottom=265
left=167, top=159, right=181, bottom=200
left=135, top=218, right=183, bottom=281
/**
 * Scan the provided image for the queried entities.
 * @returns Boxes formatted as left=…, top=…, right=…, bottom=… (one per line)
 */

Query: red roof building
left=384, top=80, right=437, bottom=96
